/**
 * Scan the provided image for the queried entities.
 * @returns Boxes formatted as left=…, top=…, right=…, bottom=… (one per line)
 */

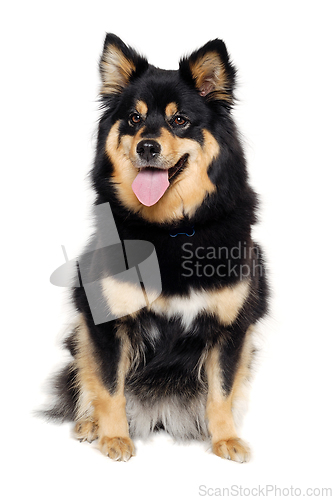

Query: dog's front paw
left=99, top=436, right=135, bottom=462
left=74, top=420, right=99, bottom=443
left=212, top=437, right=250, bottom=463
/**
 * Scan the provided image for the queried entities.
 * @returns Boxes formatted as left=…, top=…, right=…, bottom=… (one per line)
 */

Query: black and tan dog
left=46, top=34, right=268, bottom=462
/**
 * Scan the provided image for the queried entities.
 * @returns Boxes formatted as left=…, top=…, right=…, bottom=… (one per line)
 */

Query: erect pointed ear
left=179, top=39, right=236, bottom=103
left=99, top=34, right=149, bottom=95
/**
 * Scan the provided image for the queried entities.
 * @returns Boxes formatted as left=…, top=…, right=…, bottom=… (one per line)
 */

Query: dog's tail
left=36, top=362, right=79, bottom=422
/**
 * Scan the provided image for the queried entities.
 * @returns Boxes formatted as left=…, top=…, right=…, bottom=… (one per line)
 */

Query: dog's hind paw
left=74, top=420, right=99, bottom=443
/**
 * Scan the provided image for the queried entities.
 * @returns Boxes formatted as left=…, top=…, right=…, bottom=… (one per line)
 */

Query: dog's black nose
left=136, top=140, right=161, bottom=163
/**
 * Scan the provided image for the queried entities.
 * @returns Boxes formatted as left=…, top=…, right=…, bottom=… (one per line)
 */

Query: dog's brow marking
left=165, top=102, right=178, bottom=118
left=136, top=100, right=148, bottom=117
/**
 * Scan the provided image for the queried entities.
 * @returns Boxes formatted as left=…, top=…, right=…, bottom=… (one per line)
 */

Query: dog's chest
left=150, top=290, right=210, bottom=330
left=101, top=275, right=250, bottom=329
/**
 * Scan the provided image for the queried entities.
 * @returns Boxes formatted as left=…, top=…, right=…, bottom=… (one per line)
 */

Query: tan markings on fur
left=99, top=436, right=134, bottom=461
left=190, top=51, right=232, bottom=102
left=74, top=316, right=134, bottom=460
left=206, top=347, right=237, bottom=443
left=100, top=45, right=136, bottom=95
left=101, top=276, right=147, bottom=318
left=205, top=329, right=254, bottom=462
left=136, top=100, right=148, bottom=117
left=100, top=274, right=248, bottom=325
left=212, top=437, right=250, bottom=462
left=205, top=280, right=250, bottom=326
left=165, top=102, right=178, bottom=118
left=229, top=326, right=254, bottom=430
left=74, top=419, right=98, bottom=443
left=151, top=280, right=249, bottom=327
left=231, top=326, right=254, bottom=406
left=106, top=121, right=218, bottom=223
left=101, top=275, right=161, bottom=318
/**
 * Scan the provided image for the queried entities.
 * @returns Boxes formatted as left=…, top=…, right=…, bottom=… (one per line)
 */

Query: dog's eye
left=172, top=116, right=188, bottom=127
left=129, top=113, right=142, bottom=125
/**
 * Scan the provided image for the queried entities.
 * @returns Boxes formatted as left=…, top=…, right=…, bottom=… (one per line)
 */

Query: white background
left=1, top=1, right=332, bottom=498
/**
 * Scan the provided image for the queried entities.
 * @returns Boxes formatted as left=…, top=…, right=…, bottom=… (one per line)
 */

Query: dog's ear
left=99, top=34, right=149, bottom=95
left=179, top=39, right=236, bottom=103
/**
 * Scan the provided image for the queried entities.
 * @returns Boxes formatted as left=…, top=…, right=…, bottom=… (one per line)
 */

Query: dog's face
left=95, top=35, right=239, bottom=224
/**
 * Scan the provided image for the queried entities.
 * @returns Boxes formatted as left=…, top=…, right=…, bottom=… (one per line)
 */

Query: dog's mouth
left=167, top=154, right=189, bottom=181
left=132, top=154, right=189, bottom=207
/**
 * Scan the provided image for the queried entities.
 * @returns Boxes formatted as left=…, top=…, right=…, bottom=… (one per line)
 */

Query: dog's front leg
left=205, top=326, right=254, bottom=463
left=74, top=316, right=134, bottom=461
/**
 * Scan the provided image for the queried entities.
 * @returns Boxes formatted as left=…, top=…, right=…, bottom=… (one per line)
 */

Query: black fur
left=45, top=35, right=268, bottom=448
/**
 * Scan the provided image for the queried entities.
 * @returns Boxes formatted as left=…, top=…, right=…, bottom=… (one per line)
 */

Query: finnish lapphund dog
left=45, top=34, right=268, bottom=463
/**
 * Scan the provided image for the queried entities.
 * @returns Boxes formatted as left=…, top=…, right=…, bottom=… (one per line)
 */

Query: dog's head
left=94, top=34, right=246, bottom=224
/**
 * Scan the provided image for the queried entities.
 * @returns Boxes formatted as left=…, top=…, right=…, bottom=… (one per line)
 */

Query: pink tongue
left=132, top=168, right=170, bottom=206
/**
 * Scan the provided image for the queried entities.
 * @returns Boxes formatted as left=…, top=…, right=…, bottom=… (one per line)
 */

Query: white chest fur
left=101, top=276, right=250, bottom=328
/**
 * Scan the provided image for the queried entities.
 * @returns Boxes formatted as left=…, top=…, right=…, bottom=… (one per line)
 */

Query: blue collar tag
left=169, top=226, right=195, bottom=238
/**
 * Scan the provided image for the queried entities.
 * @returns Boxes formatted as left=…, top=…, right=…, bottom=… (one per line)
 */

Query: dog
left=46, top=34, right=268, bottom=462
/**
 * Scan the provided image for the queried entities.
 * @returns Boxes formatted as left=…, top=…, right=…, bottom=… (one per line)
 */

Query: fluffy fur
left=45, top=34, right=268, bottom=462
